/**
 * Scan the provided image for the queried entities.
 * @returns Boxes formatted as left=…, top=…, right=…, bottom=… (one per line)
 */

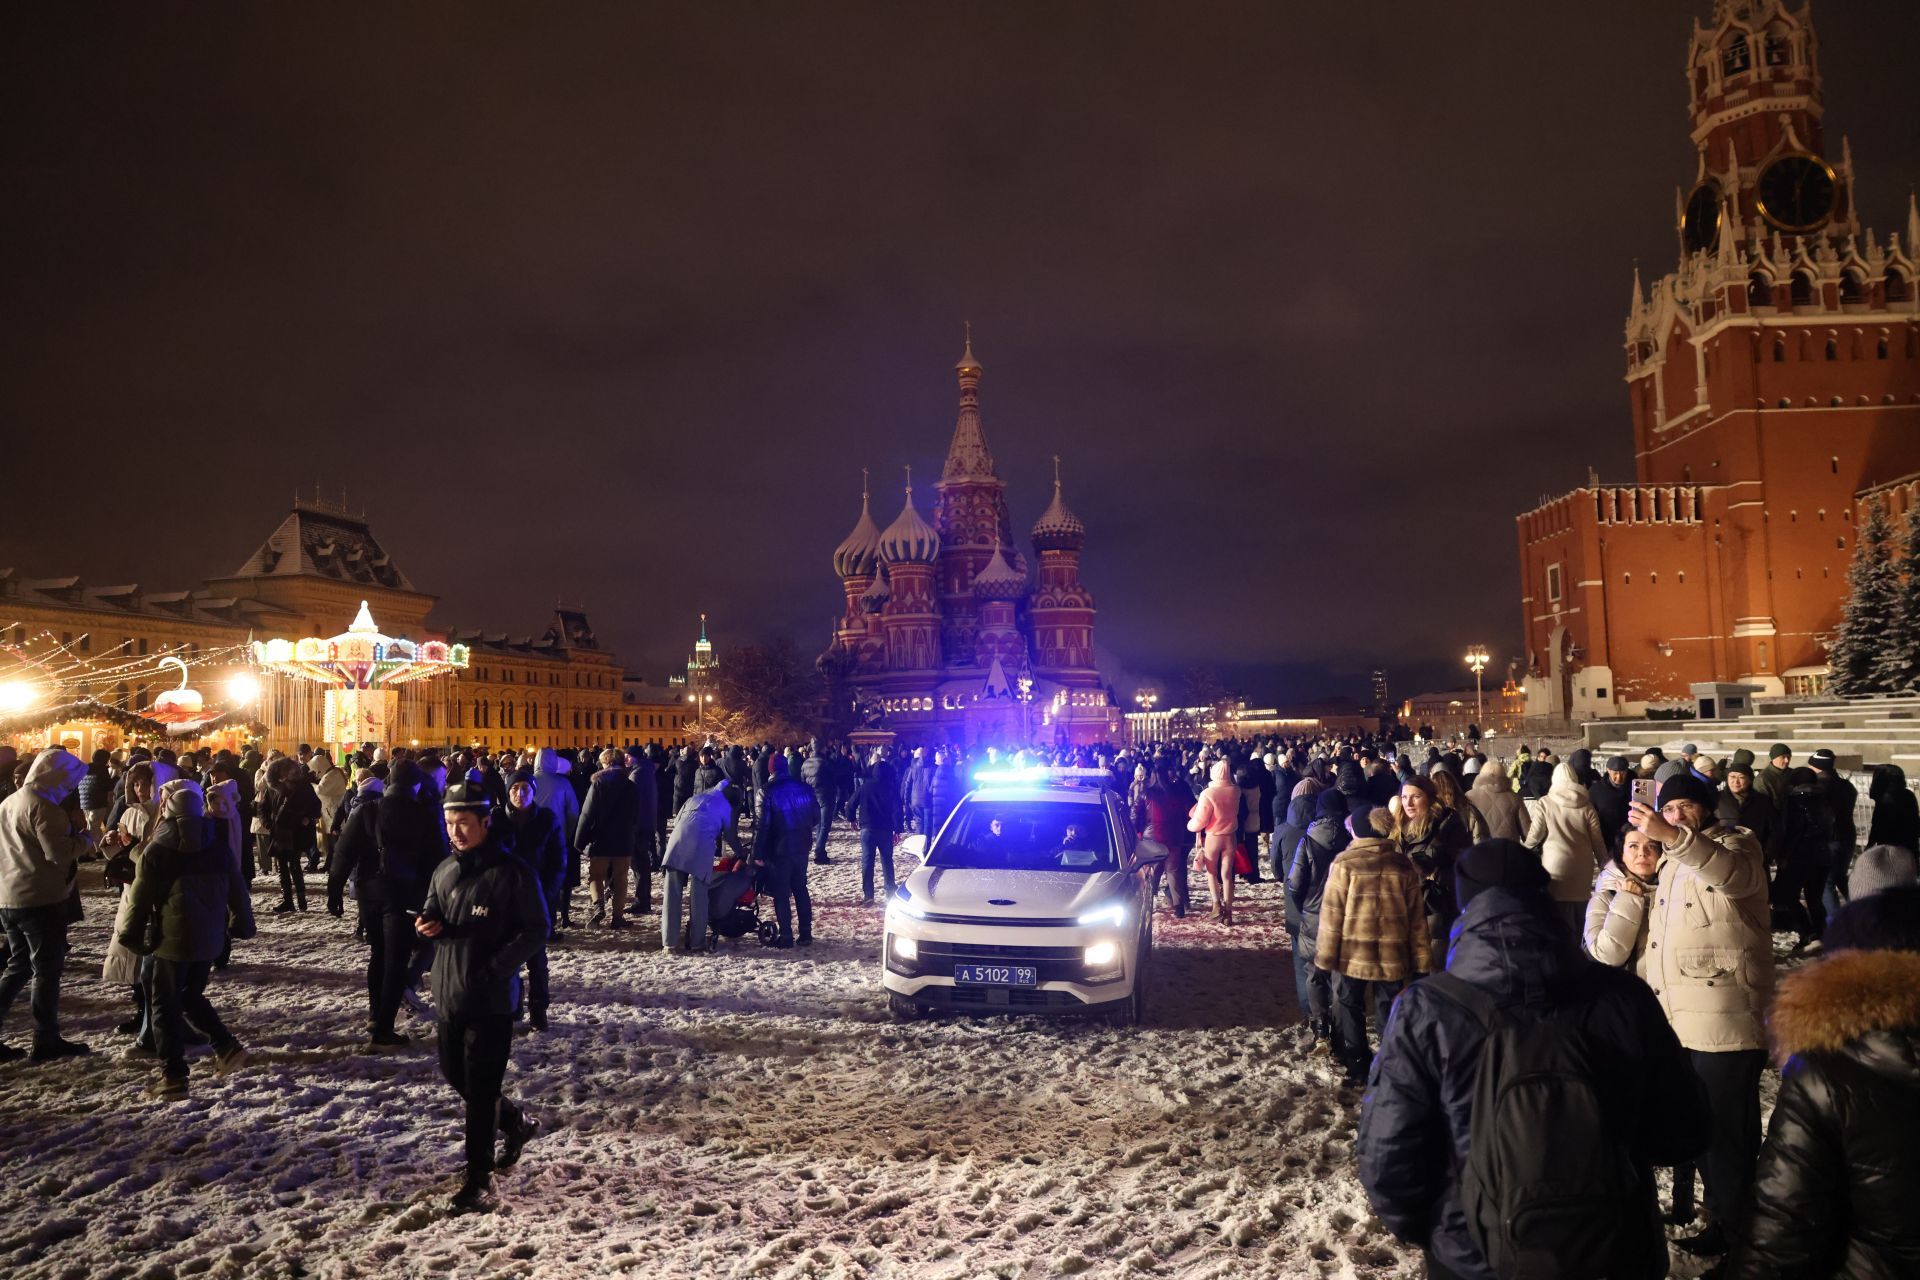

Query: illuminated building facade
left=821, top=337, right=1120, bottom=746
left=1516, top=1, right=1920, bottom=719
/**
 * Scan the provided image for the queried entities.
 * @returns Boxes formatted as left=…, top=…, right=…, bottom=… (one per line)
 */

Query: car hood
left=903, top=867, right=1126, bottom=921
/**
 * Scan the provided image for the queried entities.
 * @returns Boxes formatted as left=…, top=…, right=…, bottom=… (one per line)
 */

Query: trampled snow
left=2, top=826, right=1754, bottom=1279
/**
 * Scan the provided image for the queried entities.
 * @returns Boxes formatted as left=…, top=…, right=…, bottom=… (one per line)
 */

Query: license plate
left=953, top=963, right=1038, bottom=987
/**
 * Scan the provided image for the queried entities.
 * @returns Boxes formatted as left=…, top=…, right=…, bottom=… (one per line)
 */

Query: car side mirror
left=1132, top=837, right=1169, bottom=868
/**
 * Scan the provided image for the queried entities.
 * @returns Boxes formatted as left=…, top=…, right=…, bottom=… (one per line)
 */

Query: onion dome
left=972, top=538, right=1027, bottom=600
left=955, top=324, right=983, bottom=374
left=860, top=565, right=891, bottom=614
left=1030, top=457, right=1086, bottom=552
left=879, top=471, right=942, bottom=565
left=832, top=479, right=883, bottom=578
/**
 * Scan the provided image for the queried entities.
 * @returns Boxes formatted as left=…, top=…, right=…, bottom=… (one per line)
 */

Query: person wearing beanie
left=415, top=780, right=546, bottom=1212
left=1776, top=767, right=1838, bottom=949
left=505, top=771, right=565, bottom=1029
left=1521, top=761, right=1610, bottom=937
left=1392, top=773, right=1473, bottom=956
left=1628, top=770, right=1773, bottom=1264
left=1314, top=805, right=1428, bottom=1083
left=1587, top=755, right=1634, bottom=851
left=1728, top=887, right=1920, bottom=1278
left=1849, top=843, right=1920, bottom=900
left=1360, top=834, right=1707, bottom=1277
left=1716, top=761, right=1778, bottom=863
left=1806, top=749, right=1860, bottom=926
left=1285, top=788, right=1352, bottom=1050
left=1757, top=743, right=1793, bottom=811
left=117, top=779, right=254, bottom=1098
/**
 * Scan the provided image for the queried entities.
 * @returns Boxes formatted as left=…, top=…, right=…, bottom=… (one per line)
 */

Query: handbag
left=1233, top=841, right=1254, bottom=878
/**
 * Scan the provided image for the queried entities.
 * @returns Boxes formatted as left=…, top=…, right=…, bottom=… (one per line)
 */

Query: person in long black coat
left=1358, top=845, right=1709, bottom=1280
left=1729, top=887, right=1920, bottom=1279
left=1866, top=763, right=1919, bottom=856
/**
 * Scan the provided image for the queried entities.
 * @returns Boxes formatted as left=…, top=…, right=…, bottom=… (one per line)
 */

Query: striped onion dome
left=879, top=485, right=941, bottom=565
left=972, top=538, right=1027, bottom=600
left=832, top=488, right=883, bottom=578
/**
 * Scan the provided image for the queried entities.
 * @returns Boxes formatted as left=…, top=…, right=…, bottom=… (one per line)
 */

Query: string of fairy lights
left=0, top=624, right=259, bottom=716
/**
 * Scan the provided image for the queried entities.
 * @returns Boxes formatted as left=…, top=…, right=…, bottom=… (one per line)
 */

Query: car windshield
left=929, top=799, right=1117, bottom=872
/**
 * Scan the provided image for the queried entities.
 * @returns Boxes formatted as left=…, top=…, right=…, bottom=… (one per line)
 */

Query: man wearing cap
left=415, top=781, right=547, bottom=1211
left=1587, top=756, right=1633, bottom=851
left=1628, top=771, right=1773, bottom=1265
left=1358, top=837, right=1707, bottom=1279
left=1757, top=744, right=1793, bottom=811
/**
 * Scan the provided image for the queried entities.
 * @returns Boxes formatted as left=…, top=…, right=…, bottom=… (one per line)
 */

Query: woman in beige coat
left=1467, top=762, right=1528, bottom=842
left=1523, top=761, right=1608, bottom=936
left=1627, top=772, right=1774, bottom=1263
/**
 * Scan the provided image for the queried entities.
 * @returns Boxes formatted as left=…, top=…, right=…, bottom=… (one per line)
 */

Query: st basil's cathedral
left=819, top=336, right=1120, bottom=747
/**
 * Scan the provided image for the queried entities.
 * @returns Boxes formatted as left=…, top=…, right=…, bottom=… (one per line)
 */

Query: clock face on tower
left=1756, top=154, right=1837, bottom=232
left=1681, top=182, right=1722, bottom=254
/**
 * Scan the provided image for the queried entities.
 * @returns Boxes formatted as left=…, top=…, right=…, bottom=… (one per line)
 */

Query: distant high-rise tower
left=1370, top=668, right=1390, bottom=714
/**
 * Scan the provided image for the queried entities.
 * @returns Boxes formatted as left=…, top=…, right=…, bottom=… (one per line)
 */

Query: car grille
left=912, top=940, right=1088, bottom=984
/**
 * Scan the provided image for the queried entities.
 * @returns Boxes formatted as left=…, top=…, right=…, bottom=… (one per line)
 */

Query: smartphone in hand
left=1630, top=778, right=1656, bottom=810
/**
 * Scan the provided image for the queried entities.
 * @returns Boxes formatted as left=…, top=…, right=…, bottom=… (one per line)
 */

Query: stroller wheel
left=757, top=919, right=780, bottom=946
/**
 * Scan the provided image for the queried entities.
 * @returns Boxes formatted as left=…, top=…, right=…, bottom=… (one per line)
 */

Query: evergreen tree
left=1831, top=497, right=1898, bottom=695
left=1879, top=505, right=1920, bottom=692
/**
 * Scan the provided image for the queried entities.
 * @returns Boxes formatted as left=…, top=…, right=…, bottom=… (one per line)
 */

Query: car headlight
left=1084, top=940, right=1118, bottom=967
left=892, top=933, right=918, bottom=960
left=1076, top=902, right=1127, bottom=929
left=887, top=887, right=928, bottom=922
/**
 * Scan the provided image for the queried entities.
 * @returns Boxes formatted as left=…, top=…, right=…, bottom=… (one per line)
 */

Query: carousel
left=249, top=600, right=469, bottom=752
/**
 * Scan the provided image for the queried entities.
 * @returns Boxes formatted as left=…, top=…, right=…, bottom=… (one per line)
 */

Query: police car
left=882, top=767, right=1168, bottom=1026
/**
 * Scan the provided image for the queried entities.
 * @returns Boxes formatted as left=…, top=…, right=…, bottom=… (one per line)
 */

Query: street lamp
left=1465, top=644, right=1490, bottom=729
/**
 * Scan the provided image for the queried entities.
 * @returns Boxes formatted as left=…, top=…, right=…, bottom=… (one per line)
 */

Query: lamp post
left=1132, top=689, right=1159, bottom=744
left=1465, top=644, right=1490, bottom=729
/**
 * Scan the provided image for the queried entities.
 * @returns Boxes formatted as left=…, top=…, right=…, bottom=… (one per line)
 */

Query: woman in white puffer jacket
left=1523, top=761, right=1608, bottom=936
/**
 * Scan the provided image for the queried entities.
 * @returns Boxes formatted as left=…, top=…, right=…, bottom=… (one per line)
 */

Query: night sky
left=4, top=2, right=1916, bottom=705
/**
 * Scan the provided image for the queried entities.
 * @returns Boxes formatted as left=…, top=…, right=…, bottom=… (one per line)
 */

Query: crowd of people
left=1, top=727, right=1917, bottom=1270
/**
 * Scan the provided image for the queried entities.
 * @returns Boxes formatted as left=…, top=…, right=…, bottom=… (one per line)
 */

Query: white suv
left=882, top=769, right=1167, bottom=1026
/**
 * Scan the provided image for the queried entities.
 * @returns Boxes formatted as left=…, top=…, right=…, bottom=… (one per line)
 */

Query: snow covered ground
left=0, top=828, right=1424, bottom=1280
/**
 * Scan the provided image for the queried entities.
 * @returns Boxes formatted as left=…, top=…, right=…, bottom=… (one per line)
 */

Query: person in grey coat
left=662, top=773, right=741, bottom=952
left=0, top=748, right=94, bottom=1061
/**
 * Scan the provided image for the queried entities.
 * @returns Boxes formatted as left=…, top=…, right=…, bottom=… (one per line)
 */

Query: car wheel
left=1106, top=938, right=1150, bottom=1028
left=887, top=994, right=921, bottom=1023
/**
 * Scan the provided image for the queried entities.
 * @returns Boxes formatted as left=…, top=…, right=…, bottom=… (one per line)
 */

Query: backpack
left=1425, top=971, right=1644, bottom=1280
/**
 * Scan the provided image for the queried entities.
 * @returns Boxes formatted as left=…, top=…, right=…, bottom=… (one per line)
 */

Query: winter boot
left=449, top=1176, right=494, bottom=1214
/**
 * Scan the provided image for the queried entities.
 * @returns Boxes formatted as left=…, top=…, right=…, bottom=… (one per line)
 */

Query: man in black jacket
left=330, top=761, right=445, bottom=1047
left=1588, top=755, right=1633, bottom=852
left=756, top=755, right=821, bottom=947
left=1358, top=840, right=1709, bottom=1280
left=849, top=754, right=899, bottom=905
left=505, top=771, right=565, bottom=1029
left=415, top=782, right=547, bottom=1212
left=577, top=749, right=643, bottom=928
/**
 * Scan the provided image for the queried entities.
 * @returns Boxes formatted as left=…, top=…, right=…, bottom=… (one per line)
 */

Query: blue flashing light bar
left=971, top=766, right=1111, bottom=786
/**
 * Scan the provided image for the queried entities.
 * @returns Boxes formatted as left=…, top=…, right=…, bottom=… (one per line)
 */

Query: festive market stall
left=249, top=600, right=468, bottom=752
left=0, top=640, right=262, bottom=757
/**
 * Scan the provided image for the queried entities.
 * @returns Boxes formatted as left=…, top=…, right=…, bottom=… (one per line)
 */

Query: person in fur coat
left=1729, top=886, right=1920, bottom=1278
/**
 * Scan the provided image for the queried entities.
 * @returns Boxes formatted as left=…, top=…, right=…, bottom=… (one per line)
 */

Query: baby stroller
left=705, top=854, right=780, bottom=950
